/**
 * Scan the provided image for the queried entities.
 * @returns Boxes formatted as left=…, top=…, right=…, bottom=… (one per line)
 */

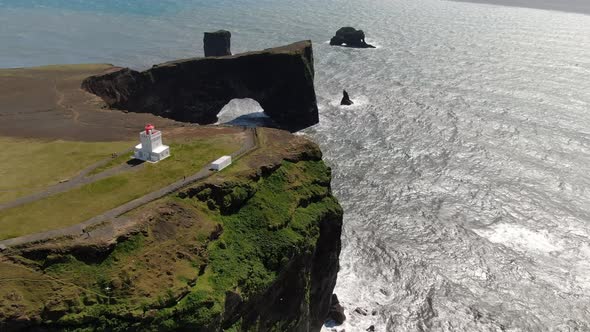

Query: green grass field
left=0, top=136, right=240, bottom=240
left=0, top=137, right=134, bottom=204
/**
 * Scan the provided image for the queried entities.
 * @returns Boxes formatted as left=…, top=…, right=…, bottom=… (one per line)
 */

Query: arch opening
left=217, top=98, right=277, bottom=128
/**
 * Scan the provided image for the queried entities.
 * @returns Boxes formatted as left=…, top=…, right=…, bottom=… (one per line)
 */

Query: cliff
left=81, top=41, right=319, bottom=132
left=0, top=128, right=342, bottom=331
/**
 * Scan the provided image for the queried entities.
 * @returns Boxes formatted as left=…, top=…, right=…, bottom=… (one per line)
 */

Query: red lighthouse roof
left=145, top=124, right=155, bottom=134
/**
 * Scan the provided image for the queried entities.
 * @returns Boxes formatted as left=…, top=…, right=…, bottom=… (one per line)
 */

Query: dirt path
left=0, top=128, right=258, bottom=249
left=0, top=147, right=139, bottom=211
left=54, top=80, right=85, bottom=125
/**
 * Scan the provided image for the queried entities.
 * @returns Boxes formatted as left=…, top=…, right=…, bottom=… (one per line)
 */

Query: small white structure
left=211, top=156, right=232, bottom=171
left=134, top=124, right=170, bottom=163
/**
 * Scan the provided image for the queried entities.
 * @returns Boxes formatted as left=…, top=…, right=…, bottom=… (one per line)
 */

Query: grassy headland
left=0, top=129, right=343, bottom=331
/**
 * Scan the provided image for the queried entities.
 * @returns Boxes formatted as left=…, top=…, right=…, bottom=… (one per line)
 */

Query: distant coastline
left=452, top=0, right=590, bottom=15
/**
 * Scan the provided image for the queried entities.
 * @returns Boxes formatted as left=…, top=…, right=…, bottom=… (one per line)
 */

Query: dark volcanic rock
left=222, top=195, right=343, bottom=331
left=354, top=307, right=368, bottom=316
left=326, top=294, right=346, bottom=325
left=204, top=30, right=231, bottom=57
left=310, top=210, right=344, bottom=330
left=340, top=90, right=353, bottom=105
left=330, top=27, right=375, bottom=48
left=82, top=41, right=319, bottom=132
left=223, top=291, right=243, bottom=322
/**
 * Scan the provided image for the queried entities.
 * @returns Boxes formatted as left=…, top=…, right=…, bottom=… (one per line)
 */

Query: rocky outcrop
left=81, top=41, right=319, bottom=132
left=204, top=30, right=231, bottom=57
left=330, top=27, right=375, bottom=48
left=326, top=294, right=346, bottom=325
left=340, top=90, right=353, bottom=105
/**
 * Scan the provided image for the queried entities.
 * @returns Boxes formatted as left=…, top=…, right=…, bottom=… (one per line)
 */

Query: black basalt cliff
left=81, top=41, right=319, bottom=132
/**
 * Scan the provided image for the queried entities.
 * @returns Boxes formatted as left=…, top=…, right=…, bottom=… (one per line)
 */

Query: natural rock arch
left=82, top=41, right=319, bottom=132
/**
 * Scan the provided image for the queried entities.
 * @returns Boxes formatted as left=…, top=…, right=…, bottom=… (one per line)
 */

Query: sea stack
left=203, top=30, right=232, bottom=57
left=330, top=27, right=375, bottom=48
left=341, top=90, right=353, bottom=105
left=326, top=294, right=346, bottom=325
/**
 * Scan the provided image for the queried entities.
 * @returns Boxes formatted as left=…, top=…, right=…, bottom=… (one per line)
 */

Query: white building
left=211, top=156, right=232, bottom=171
left=134, top=124, right=170, bottom=163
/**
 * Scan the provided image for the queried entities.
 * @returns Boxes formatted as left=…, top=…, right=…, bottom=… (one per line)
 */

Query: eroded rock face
left=204, top=30, right=231, bottom=57
left=82, top=41, right=319, bottom=132
left=330, top=27, right=375, bottom=48
left=326, top=294, right=346, bottom=325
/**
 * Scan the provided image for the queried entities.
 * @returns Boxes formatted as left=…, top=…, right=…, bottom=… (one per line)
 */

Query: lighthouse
left=134, top=124, right=170, bottom=163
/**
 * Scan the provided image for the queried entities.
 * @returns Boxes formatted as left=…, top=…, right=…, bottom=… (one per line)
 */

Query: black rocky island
left=340, top=90, right=354, bottom=105
left=330, top=27, right=375, bottom=48
left=82, top=40, right=319, bottom=132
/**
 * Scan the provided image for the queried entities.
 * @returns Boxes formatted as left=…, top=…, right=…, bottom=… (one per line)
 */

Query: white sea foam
left=363, top=38, right=382, bottom=49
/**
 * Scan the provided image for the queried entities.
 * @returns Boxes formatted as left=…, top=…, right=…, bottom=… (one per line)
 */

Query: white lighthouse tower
left=134, top=124, right=170, bottom=163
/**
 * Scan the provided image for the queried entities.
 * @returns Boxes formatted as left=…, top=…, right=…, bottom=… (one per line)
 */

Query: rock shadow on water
left=222, top=112, right=278, bottom=128
left=324, top=38, right=382, bottom=49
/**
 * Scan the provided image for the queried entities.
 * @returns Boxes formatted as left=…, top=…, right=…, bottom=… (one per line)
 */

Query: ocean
left=2, top=0, right=590, bottom=330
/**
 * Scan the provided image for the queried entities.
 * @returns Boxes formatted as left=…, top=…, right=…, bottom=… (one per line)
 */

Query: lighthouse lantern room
left=134, top=124, right=170, bottom=163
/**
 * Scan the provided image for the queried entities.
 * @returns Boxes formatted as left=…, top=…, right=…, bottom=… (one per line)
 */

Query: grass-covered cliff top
left=0, top=137, right=134, bottom=204
left=0, top=128, right=343, bottom=331
left=0, top=132, right=242, bottom=240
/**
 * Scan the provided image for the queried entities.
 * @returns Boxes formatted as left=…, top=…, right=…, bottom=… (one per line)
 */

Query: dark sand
left=452, top=0, right=590, bottom=15
left=0, top=64, right=238, bottom=141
